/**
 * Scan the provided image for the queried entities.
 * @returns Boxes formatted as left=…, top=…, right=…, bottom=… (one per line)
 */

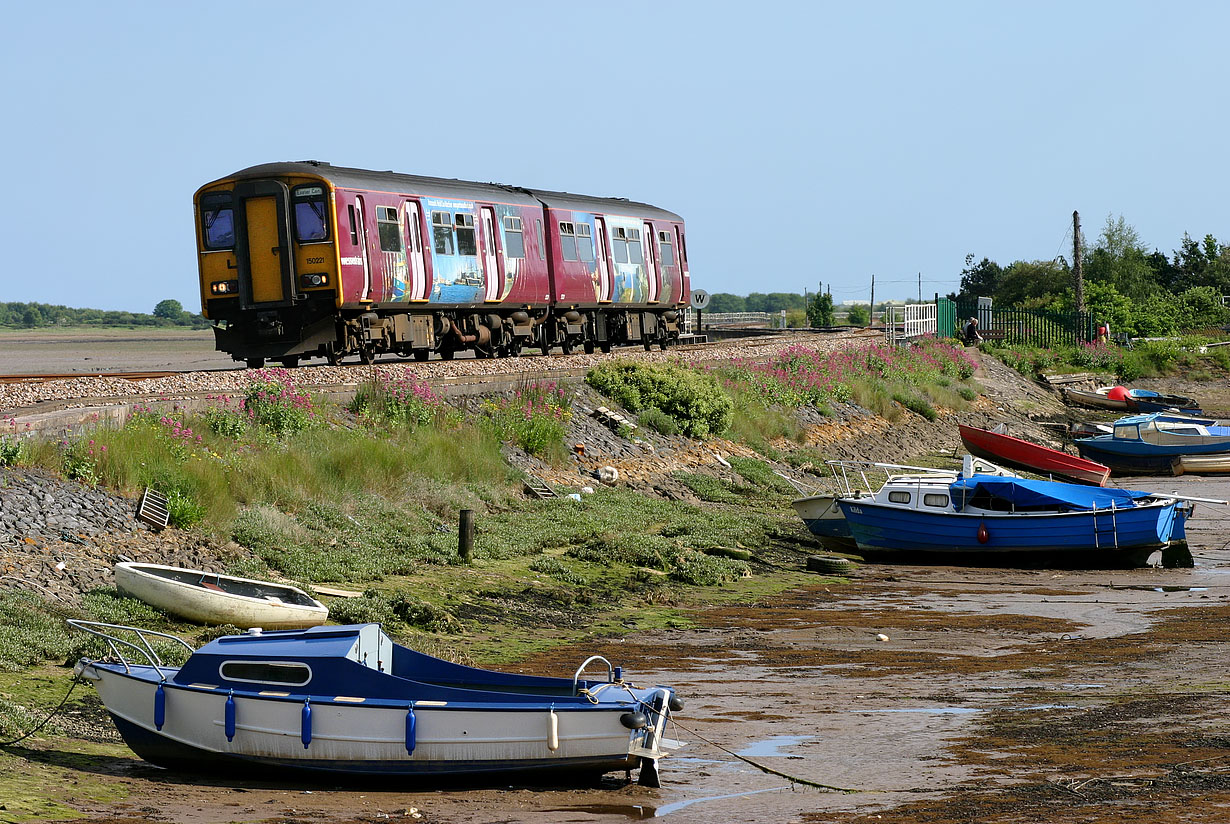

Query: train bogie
left=194, top=162, right=690, bottom=366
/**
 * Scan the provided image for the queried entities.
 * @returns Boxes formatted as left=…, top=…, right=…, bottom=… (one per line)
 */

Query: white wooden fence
left=885, top=303, right=937, bottom=344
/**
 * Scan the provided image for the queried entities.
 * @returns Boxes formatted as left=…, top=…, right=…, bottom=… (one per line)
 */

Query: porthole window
left=924, top=493, right=950, bottom=507
left=220, top=661, right=312, bottom=687
left=887, top=491, right=911, bottom=504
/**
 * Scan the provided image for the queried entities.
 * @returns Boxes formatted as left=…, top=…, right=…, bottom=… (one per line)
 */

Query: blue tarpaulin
left=950, top=475, right=1151, bottom=511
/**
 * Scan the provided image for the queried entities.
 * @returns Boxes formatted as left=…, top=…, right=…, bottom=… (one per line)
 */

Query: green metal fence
left=949, top=301, right=1095, bottom=347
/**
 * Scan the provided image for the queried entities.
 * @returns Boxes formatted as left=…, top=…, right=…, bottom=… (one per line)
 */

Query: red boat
left=958, top=424, right=1111, bottom=486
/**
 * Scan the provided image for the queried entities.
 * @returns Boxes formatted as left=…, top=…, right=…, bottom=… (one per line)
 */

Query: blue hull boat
left=71, top=622, right=682, bottom=785
left=1075, top=413, right=1230, bottom=475
left=836, top=475, right=1184, bottom=567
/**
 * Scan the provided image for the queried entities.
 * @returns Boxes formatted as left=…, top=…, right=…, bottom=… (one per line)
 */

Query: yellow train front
left=195, top=161, right=691, bottom=367
left=196, top=163, right=347, bottom=367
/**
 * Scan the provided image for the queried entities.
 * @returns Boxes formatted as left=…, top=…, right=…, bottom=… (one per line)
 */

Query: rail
left=67, top=619, right=193, bottom=682
left=572, top=654, right=616, bottom=696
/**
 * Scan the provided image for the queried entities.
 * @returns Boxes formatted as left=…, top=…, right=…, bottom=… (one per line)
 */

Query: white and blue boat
left=1074, top=413, right=1230, bottom=475
left=836, top=474, right=1187, bottom=567
left=71, top=622, right=683, bottom=786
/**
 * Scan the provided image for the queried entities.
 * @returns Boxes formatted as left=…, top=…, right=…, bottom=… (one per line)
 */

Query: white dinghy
left=114, top=562, right=328, bottom=629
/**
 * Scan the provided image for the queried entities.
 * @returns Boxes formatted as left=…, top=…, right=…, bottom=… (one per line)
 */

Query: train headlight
left=300, top=273, right=329, bottom=289
left=210, top=280, right=239, bottom=295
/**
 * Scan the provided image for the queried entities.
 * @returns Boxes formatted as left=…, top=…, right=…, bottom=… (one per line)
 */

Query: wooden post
left=869, top=273, right=875, bottom=327
left=459, top=509, right=474, bottom=563
left=1073, top=210, right=1085, bottom=317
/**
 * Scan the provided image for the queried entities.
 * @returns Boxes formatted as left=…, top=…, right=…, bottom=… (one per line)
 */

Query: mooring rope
left=0, top=677, right=78, bottom=747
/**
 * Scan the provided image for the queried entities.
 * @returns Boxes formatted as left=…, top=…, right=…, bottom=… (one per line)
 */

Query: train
left=194, top=161, right=691, bottom=367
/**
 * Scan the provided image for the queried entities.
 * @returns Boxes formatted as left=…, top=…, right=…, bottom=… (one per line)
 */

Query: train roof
left=211, top=161, right=684, bottom=222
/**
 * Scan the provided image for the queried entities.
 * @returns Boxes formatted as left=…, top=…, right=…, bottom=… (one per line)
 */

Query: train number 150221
left=306, top=256, right=325, bottom=265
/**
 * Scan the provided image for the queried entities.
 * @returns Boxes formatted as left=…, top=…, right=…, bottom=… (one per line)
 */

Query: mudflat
left=0, top=328, right=233, bottom=374
left=16, top=474, right=1230, bottom=823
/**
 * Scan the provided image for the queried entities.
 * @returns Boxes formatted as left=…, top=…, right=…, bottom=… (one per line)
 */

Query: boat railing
left=572, top=655, right=616, bottom=696
left=68, top=619, right=193, bottom=682
left=825, top=460, right=954, bottom=498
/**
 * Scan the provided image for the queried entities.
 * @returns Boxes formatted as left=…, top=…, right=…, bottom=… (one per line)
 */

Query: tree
left=21, top=306, right=42, bottom=327
left=706, top=293, right=745, bottom=314
left=807, top=292, right=834, bottom=327
left=846, top=305, right=870, bottom=326
left=994, top=260, right=1069, bottom=308
left=956, top=254, right=1003, bottom=301
left=154, top=299, right=184, bottom=320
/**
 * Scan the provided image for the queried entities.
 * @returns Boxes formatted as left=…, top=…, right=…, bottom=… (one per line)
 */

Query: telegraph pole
left=1073, top=210, right=1085, bottom=315
left=918, top=272, right=922, bottom=303
left=869, top=274, right=875, bottom=327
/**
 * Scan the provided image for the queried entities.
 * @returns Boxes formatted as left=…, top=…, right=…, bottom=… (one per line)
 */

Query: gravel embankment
left=0, top=331, right=874, bottom=412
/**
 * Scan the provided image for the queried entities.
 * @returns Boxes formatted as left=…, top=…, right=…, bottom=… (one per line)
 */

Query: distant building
left=841, top=300, right=870, bottom=306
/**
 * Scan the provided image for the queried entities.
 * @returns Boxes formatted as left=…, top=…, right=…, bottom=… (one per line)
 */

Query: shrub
left=350, top=371, right=445, bottom=429
left=529, top=556, right=587, bottom=586
left=482, top=381, right=571, bottom=460
left=586, top=361, right=733, bottom=438
left=637, top=407, right=678, bottom=436
left=892, top=391, right=937, bottom=421
left=0, top=436, right=21, bottom=466
left=669, top=548, right=748, bottom=586
left=242, top=369, right=318, bottom=436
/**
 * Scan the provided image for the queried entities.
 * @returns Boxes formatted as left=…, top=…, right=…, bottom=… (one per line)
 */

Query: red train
left=194, top=161, right=691, bottom=366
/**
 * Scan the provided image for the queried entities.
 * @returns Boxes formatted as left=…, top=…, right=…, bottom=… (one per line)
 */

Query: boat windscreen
left=950, top=476, right=1152, bottom=511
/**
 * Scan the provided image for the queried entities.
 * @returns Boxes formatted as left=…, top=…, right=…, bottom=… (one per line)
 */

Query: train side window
left=201, top=193, right=235, bottom=250
left=626, top=227, right=643, bottom=264
left=536, top=219, right=545, bottom=260
left=576, top=223, right=594, bottom=261
left=455, top=213, right=476, bottom=256
left=503, top=215, right=525, bottom=258
left=657, top=231, right=675, bottom=266
left=377, top=207, right=402, bottom=252
left=612, top=227, right=629, bottom=264
left=348, top=205, right=359, bottom=245
left=431, top=211, right=455, bottom=255
left=559, top=222, right=578, bottom=261
left=679, top=230, right=687, bottom=263
left=291, top=185, right=329, bottom=242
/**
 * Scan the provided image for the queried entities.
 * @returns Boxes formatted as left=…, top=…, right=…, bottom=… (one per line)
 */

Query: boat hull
left=1063, top=389, right=1130, bottom=411
left=837, top=498, right=1176, bottom=567
left=115, top=563, right=328, bottom=630
left=1075, top=439, right=1230, bottom=475
left=85, top=664, right=652, bottom=779
left=792, top=495, right=858, bottom=551
left=958, top=425, right=1110, bottom=486
left=1171, top=454, right=1230, bottom=476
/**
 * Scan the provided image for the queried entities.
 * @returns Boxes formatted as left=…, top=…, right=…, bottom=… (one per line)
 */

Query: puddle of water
left=735, top=734, right=813, bottom=757
left=655, top=785, right=793, bottom=816
left=857, top=707, right=980, bottom=714
left=1113, top=585, right=1209, bottom=592
left=557, top=804, right=653, bottom=819
left=1061, top=683, right=1106, bottom=689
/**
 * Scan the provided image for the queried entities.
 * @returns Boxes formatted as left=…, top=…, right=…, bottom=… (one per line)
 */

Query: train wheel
left=540, top=339, right=551, bottom=357
left=280, top=356, right=300, bottom=368
left=413, top=349, right=429, bottom=361
left=439, top=347, right=455, bottom=360
left=600, top=342, right=612, bottom=354
left=642, top=336, right=653, bottom=352
left=659, top=337, right=669, bottom=351
left=326, top=350, right=341, bottom=366
left=246, top=357, right=265, bottom=369
left=583, top=340, right=595, bottom=354
left=561, top=339, right=573, bottom=355
left=359, top=346, right=374, bottom=365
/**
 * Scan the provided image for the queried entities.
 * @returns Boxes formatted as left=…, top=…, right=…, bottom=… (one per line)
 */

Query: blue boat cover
left=950, top=475, right=1151, bottom=511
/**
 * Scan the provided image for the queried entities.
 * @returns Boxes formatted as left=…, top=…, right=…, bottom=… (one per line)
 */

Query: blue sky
left=3, top=1, right=1227, bottom=312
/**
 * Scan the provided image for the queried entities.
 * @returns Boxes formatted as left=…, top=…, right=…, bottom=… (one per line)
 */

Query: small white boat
left=114, top=562, right=328, bottom=629
left=1171, top=454, right=1230, bottom=476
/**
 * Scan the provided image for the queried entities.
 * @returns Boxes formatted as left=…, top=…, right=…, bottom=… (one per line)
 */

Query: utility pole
left=1073, top=210, right=1085, bottom=315
left=869, top=274, right=875, bottom=327
left=918, top=272, right=922, bottom=304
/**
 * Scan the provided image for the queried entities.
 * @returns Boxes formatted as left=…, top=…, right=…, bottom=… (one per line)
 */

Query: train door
left=404, top=200, right=428, bottom=300
left=377, top=205, right=407, bottom=300
left=233, top=179, right=293, bottom=306
left=354, top=196, right=372, bottom=300
left=480, top=206, right=503, bottom=301
left=595, top=217, right=612, bottom=302
left=643, top=222, right=659, bottom=302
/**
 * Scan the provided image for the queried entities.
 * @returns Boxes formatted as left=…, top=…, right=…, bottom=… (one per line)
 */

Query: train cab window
left=348, top=205, right=359, bottom=245
left=291, top=185, right=329, bottom=242
left=576, top=223, right=594, bottom=261
left=658, top=231, right=675, bottom=266
left=431, top=211, right=455, bottom=255
left=626, top=228, right=643, bottom=264
left=612, top=227, right=629, bottom=264
left=502, top=215, right=525, bottom=258
left=200, top=193, right=235, bottom=250
left=455, top=213, right=476, bottom=256
left=559, top=222, right=578, bottom=261
left=377, top=207, right=402, bottom=252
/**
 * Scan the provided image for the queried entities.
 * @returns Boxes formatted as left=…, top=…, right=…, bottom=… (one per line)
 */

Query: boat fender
left=153, top=683, right=166, bottom=731
left=620, top=711, right=648, bottom=730
left=405, top=706, right=416, bottom=755
left=548, top=705, right=560, bottom=751
left=977, top=522, right=990, bottom=544
left=668, top=693, right=684, bottom=712
left=224, top=691, right=236, bottom=742
left=301, top=699, right=312, bottom=749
